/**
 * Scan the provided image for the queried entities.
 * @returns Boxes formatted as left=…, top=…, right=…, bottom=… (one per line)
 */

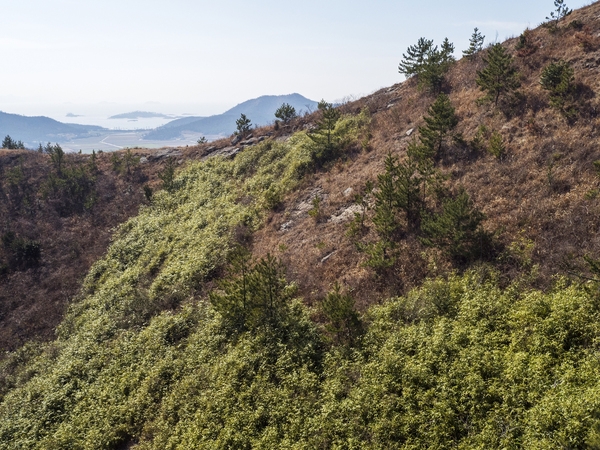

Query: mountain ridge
left=143, top=93, right=318, bottom=139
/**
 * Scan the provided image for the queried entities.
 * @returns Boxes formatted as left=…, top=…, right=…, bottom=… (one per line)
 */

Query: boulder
left=329, top=204, right=363, bottom=224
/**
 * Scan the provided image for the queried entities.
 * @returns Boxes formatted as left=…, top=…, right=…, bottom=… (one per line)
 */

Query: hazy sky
left=0, top=0, right=592, bottom=116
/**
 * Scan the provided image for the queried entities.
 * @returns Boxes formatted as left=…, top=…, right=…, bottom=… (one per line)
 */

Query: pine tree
left=462, top=28, right=485, bottom=60
left=1, top=136, right=24, bottom=150
left=419, top=93, right=459, bottom=156
left=88, top=149, right=99, bottom=174
left=210, top=250, right=293, bottom=333
left=421, top=38, right=455, bottom=94
left=371, top=153, right=399, bottom=243
left=45, top=143, right=65, bottom=175
left=320, top=282, right=361, bottom=346
left=209, top=246, right=254, bottom=333
left=399, top=37, right=455, bottom=93
left=420, top=189, right=488, bottom=263
left=274, top=103, right=297, bottom=125
left=546, top=0, right=572, bottom=28
left=398, top=37, right=434, bottom=78
left=158, top=156, right=176, bottom=191
left=395, top=156, right=424, bottom=231
left=2, top=136, right=13, bottom=149
left=235, top=113, right=252, bottom=137
left=540, top=60, right=576, bottom=116
left=308, top=100, right=341, bottom=164
left=476, top=43, right=520, bottom=106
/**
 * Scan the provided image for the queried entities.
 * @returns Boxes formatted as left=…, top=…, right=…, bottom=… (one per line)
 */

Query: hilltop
left=0, top=111, right=105, bottom=147
left=144, top=93, right=318, bottom=140
left=2, top=2, right=600, bottom=448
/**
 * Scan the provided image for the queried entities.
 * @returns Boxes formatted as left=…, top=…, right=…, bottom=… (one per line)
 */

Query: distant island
left=66, top=113, right=83, bottom=117
left=108, top=111, right=175, bottom=120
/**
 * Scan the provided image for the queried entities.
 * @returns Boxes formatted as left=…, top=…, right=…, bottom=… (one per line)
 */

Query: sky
left=0, top=0, right=593, bottom=118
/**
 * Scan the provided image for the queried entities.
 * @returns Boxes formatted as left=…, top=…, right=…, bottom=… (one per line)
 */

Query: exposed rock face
left=329, top=204, right=363, bottom=224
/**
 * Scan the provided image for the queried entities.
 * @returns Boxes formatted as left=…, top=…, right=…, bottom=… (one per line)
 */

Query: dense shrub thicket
left=2, top=268, right=600, bottom=449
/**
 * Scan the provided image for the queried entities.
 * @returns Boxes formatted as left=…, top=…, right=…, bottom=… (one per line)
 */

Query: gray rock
left=406, top=128, right=414, bottom=136
left=231, top=135, right=241, bottom=145
left=212, top=146, right=240, bottom=159
left=155, top=149, right=182, bottom=159
left=240, top=137, right=258, bottom=146
left=294, top=201, right=313, bottom=216
left=139, top=156, right=148, bottom=164
left=280, top=221, right=294, bottom=231
left=343, top=187, right=354, bottom=197
left=329, top=204, right=363, bottom=224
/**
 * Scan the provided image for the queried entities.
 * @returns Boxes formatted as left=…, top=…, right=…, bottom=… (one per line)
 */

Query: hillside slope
left=2, top=3, right=600, bottom=448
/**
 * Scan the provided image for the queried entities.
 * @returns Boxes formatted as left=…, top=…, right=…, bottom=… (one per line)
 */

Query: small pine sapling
left=488, top=131, right=506, bottom=159
left=274, top=103, right=297, bottom=125
left=308, top=194, right=323, bottom=223
left=347, top=181, right=373, bottom=238
left=540, top=60, right=577, bottom=120
left=476, top=43, right=520, bottom=106
left=235, top=113, right=252, bottom=137
left=110, top=152, right=122, bottom=173
left=419, top=93, right=459, bottom=157
left=158, top=156, right=176, bottom=191
left=546, top=0, right=572, bottom=30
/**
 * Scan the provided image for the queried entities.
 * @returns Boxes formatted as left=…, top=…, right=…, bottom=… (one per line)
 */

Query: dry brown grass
left=250, top=2, right=600, bottom=309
